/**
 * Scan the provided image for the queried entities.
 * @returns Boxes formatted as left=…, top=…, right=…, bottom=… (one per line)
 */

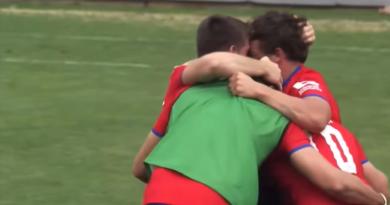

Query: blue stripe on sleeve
left=303, top=94, right=328, bottom=102
left=361, top=159, right=369, bottom=164
left=288, top=144, right=313, bottom=155
left=151, top=129, right=164, bottom=138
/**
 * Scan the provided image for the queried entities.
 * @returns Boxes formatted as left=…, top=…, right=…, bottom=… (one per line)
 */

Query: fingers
left=274, top=78, right=283, bottom=91
left=229, top=74, right=238, bottom=95
left=229, top=72, right=247, bottom=96
left=278, top=78, right=283, bottom=90
left=305, top=35, right=316, bottom=45
left=258, top=56, right=281, bottom=85
left=259, top=56, right=271, bottom=62
left=302, top=22, right=316, bottom=45
left=269, top=79, right=282, bottom=91
left=303, top=27, right=314, bottom=38
left=303, top=26, right=314, bottom=39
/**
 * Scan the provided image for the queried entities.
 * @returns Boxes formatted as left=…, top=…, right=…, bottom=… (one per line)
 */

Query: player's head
left=197, top=15, right=250, bottom=57
left=249, top=11, right=308, bottom=63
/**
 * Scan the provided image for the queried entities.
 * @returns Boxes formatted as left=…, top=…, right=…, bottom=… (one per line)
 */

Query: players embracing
left=133, top=11, right=389, bottom=205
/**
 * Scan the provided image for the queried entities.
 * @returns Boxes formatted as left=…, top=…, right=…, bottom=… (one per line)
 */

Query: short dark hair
left=250, top=11, right=308, bottom=63
left=197, top=15, right=249, bottom=57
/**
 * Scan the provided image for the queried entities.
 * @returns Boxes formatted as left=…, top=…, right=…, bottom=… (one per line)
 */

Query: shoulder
left=298, top=65, right=326, bottom=82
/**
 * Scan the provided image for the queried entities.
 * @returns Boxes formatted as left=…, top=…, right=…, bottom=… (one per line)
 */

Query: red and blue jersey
left=278, top=123, right=312, bottom=155
left=283, top=64, right=341, bottom=123
left=262, top=121, right=368, bottom=205
left=152, top=65, right=190, bottom=138
left=261, top=64, right=370, bottom=205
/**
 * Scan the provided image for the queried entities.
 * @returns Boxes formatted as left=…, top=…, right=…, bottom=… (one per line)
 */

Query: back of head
left=250, top=11, right=308, bottom=63
left=197, top=15, right=249, bottom=57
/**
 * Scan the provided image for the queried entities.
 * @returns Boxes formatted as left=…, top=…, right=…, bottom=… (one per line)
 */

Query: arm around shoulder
left=182, top=52, right=281, bottom=86
left=254, top=86, right=330, bottom=133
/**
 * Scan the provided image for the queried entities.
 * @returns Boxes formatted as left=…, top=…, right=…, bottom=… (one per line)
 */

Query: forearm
left=364, top=163, right=390, bottom=198
left=132, top=132, right=160, bottom=183
left=215, top=53, right=274, bottom=78
left=254, top=85, right=330, bottom=133
left=132, top=162, right=149, bottom=183
left=327, top=173, right=384, bottom=205
left=183, top=52, right=277, bottom=85
left=368, top=172, right=389, bottom=197
left=132, top=150, right=150, bottom=183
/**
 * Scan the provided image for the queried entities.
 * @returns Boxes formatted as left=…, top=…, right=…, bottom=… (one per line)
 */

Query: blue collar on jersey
left=283, top=65, right=302, bottom=88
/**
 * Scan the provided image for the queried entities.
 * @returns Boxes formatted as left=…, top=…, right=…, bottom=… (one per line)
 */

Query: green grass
left=0, top=2, right=389, bottom=205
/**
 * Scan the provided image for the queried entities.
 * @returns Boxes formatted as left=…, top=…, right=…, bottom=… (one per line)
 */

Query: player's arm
left=182, top=53, right=282, bottom=88
left=290, top=148, right=385, bottom=205
left=363, top=162, right=390, bottom=198
left=356, top=137, right=389, bottom=198
left=229, top=72, right=330, bottom=133
left=132, top=132, right=160, bottom=183
left=132, top=66, right=187, bottom=183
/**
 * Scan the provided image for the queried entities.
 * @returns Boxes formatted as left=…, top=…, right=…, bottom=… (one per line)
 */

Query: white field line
left=0, top=31, right=192, bottom=44
left=1, top=31, right=388, bottom=53
left=1, top=58, right=150, bottom=68
left=0, top=7, right=204, bottom=29
left=1, top=8, right=390, bottom=32
left=315, top=46, right=390, bottom=53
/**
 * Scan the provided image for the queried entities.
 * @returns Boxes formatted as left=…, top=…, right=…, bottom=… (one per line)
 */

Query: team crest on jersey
left=293, top=81, right=322, bottom=95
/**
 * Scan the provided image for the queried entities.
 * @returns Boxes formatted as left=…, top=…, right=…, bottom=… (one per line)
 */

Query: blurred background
left=0, top=0, right=389, bottom=204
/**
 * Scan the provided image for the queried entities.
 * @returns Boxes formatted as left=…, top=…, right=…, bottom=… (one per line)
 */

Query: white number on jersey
left=313, top=124, right=357, bottom=174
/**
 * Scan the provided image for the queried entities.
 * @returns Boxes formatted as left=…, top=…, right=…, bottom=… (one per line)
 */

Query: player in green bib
left=145, top=81, right=289, bottom=204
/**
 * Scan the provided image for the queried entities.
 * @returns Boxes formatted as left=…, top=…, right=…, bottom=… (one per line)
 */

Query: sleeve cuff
left=151, top=129, right=164, bottom=138
left=288, top=144, right=313, bottom=155
left=361, top=159, right=369, bottom=164
left=302, top=94, right=328, bottom=102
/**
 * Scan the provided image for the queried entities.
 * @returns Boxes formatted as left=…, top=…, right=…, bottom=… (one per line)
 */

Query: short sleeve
left=279, top=123, right=312, bottom=155
left=152, top=65, right=190, bottom=138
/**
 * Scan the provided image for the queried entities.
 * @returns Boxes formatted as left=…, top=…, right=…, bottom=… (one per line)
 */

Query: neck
left=280, top=60, right=302, bottom=81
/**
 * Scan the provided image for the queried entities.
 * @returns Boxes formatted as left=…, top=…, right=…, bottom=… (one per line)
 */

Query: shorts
left=143, top=167, right=228, bottom=205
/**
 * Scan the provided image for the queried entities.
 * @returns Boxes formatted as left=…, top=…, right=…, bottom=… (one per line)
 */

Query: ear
left=270, top=48, right=285, bottom=63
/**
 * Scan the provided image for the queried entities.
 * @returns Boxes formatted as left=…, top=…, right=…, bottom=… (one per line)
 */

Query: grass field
left=0, top=1, right=389, bottom=204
